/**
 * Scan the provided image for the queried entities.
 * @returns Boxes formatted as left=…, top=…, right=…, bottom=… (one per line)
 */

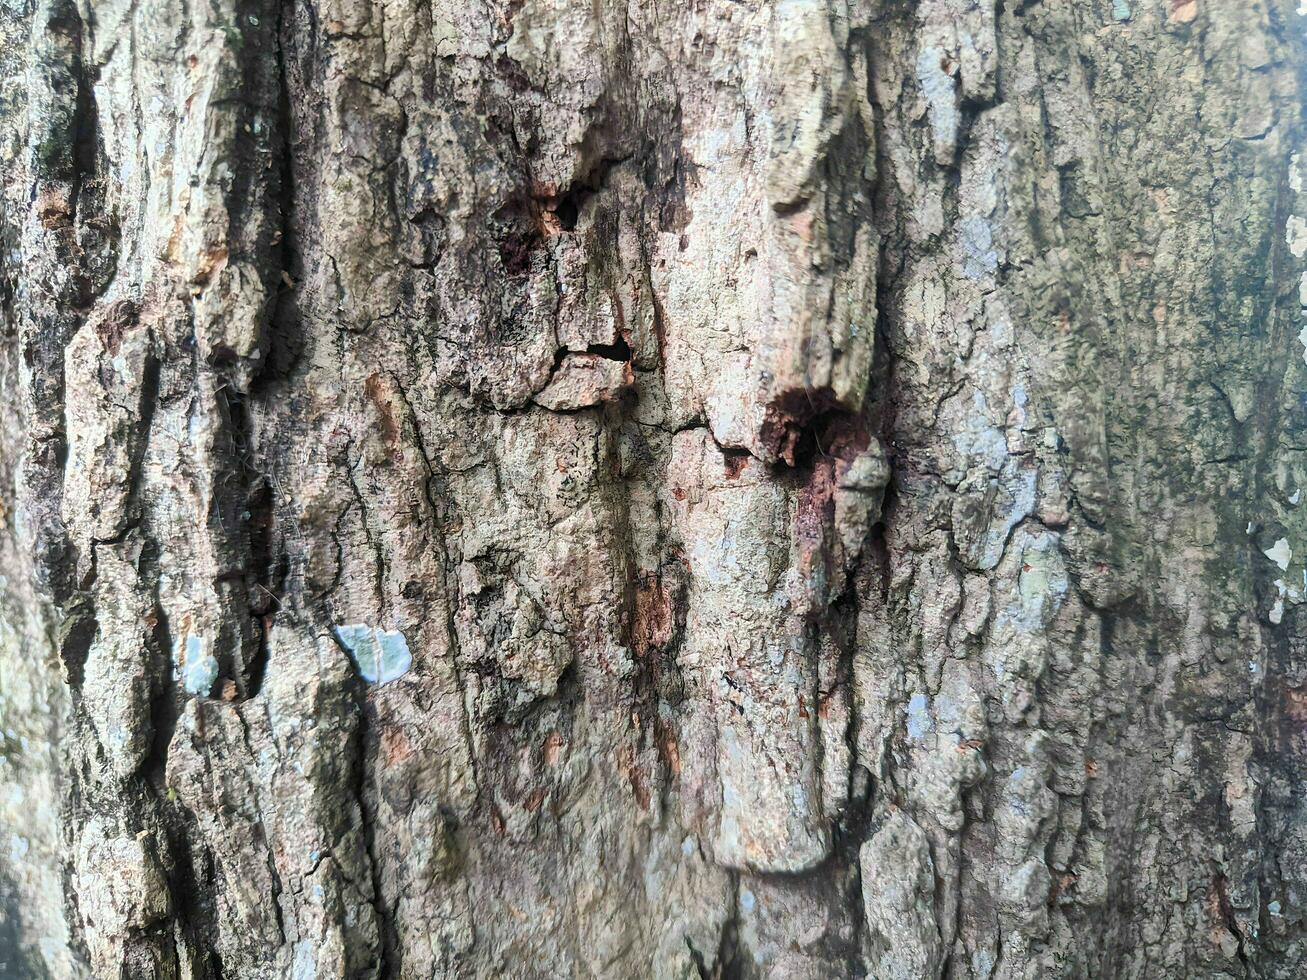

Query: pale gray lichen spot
left=789, top=781, right=810, bottom=816
left=973, top=462, right=1037, bottom=570
left=932, top=693, right=962, bottom=737
left=717, top=770, right=744, bottom=859
left=1265, top=537, right=1292, bottom=571
left=953, top=427, right=1008, bottom=474
left=906, top=692, right=933, bottom=740
left=953, top=392, right=1009, bottom=473
left=916, top=45, right=958, bottom=161
left=1288, top=215, right=1307, bottom=259
left=292, top=940, right=318, bottom=980
left=1014, top=533, right=1069, bottom=631
left=1274, top=566, right=1305, bottom=624
left=335, top=624, right=413, bottom=684
left=179, top=635, right=219, bottom=696
left=959, top=215, right=999, bottom=279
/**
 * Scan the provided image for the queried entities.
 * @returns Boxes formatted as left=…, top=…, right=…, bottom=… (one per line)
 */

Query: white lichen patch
left=178, top=635, right=218, bottom=697
left=950, top=391, right=1009, bottom=473
left=916, top=45, right=959, bottom=165
left=1288, top=215, right=1307, bottom=259
left=334, top=624, right=413, bottom=684
left=1271, top=575, right=1304, bottom=627
left=1271, top=571, right=1302, bottom=625
left=1265, top=537, right=1292, bottom=570
left=906, top=692, right=933, bottom=740
left=959, top=216, right=999, bottom=280
left=1014, top=534, right=1069, bottom=631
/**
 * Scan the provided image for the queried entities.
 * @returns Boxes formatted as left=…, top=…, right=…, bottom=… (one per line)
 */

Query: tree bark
left=1, top=0, right=1305, bottom=976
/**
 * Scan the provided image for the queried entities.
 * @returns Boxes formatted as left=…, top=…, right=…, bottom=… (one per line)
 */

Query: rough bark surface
left=1, top=0, right=1305, bottom=977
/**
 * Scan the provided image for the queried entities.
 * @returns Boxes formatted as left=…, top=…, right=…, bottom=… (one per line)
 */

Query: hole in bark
left=406, top=207, right=446, bottom=268
left=93, top=298, right=139, bottom=355
left=585, top=335, right=632, bottom=362
left=59, top=607, right=96, bottom=693
left=760, top=387, right=867, bottom=468
left=555, top=196, right=579, bottom=232
left=720, top=447, right=751, bottom=480
left=495, top=152, right=629, bottom=275
left=492, top=198, right=545, bottom=277
left=497, top=229, right=540, bottom=276
left=544, top=154, right=631, bottom=237
left=495, top=53, right=533, bottom=93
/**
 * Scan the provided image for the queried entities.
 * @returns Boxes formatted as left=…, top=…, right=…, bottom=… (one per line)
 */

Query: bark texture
left=1, top=0, right=1305, bottom=976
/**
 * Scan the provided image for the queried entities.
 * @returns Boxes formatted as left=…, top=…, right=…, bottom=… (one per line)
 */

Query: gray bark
left=1, top=0, right=1305, bottom=976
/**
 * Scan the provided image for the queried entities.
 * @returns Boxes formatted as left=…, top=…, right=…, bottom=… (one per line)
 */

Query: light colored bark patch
left=179, top=635, right=219, bottom=696
left=333, top=625, right=413, bottom=684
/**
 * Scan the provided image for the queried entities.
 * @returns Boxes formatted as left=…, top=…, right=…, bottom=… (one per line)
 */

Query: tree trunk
left=1, top=0, right=1305, bottom=976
